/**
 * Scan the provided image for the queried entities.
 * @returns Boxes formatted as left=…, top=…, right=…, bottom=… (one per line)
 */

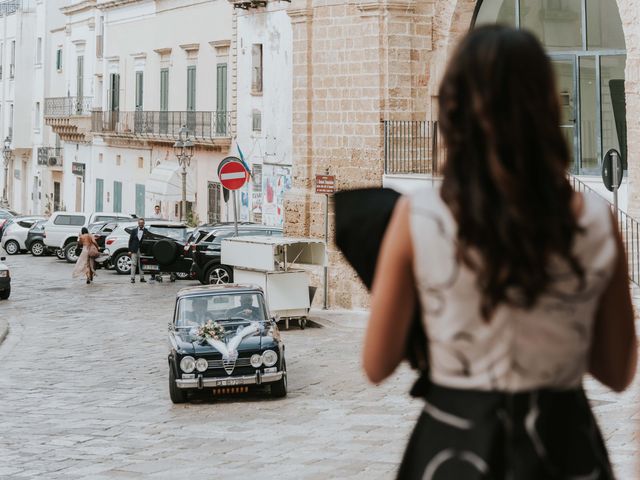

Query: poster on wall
left=251, top=164, right=263, bottom=223
left=262, top=164, right=292, bottom=227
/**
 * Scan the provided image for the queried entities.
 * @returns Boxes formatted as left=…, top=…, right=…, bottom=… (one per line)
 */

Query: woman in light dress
left=72, top=227, right=99, bottom=284
left=364, top=26, right=637, bottom=479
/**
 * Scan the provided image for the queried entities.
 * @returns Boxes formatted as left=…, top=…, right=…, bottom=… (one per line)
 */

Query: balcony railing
left=383, top=120, right=443, bottom=176
left=0, top=0, right=20, bottom=16
left=44, top=97, right=93, bottom=117
left=37, top=147, right=63, bottom=167
left=92, top=110, right=231, bottom=140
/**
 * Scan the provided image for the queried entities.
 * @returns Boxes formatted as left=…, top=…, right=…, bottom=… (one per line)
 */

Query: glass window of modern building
left=474, top=0, right=627, bottom=175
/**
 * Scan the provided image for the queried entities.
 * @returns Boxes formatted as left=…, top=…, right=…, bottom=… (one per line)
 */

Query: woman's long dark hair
left=438, top=25, right=584, bottom=321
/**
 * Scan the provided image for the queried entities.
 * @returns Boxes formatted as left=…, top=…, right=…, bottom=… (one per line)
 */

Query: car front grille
left=207, top=358, right=252, bottom=370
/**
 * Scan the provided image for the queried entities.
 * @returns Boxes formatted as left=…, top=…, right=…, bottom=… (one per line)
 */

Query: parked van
left=44, top=212, right=135, bottom=263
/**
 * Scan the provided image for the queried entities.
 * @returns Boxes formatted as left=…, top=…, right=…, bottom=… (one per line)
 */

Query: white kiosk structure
left=221, top=236, right=326, bottom=329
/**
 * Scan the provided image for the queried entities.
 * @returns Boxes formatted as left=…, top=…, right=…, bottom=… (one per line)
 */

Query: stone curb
left=0, top=319, right=8, bottom=347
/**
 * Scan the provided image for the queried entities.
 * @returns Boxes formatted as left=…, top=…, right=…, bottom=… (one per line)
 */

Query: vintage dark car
left=168, top=285, right=287, bottom=403
left=0, top=256, right=10, bottom=299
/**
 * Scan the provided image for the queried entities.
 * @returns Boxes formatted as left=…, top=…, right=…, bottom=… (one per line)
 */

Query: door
left=77, top=56, right=84, bottom=113
left=135, top=184, right=145, bottom=218
left=95, top=178, right=104, bottom=212
left=216, top=64, right=227, bottom=135
left=160, top=68, right=169, bottom=134
left=113, top=181, right=122, bottom=213
left=53, top=181, right=61, bottom=211
left=135, top=71, right=144, bottom=133
left=186, top=66, right=196, bottom=132
left=551, top=56, right=578, bottom=173
left=207, top=182, right=221, bottom=224
left=75, top=177, right=83, bottom=212
left=109, top=73, right=120, bottom=131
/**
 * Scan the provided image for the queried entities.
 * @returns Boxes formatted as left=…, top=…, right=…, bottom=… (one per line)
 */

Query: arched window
left=474, top=0, right=627, bottom=175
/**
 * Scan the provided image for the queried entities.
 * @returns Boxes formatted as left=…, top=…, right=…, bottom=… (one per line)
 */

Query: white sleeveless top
left=409, top=188, right=617, bottom=392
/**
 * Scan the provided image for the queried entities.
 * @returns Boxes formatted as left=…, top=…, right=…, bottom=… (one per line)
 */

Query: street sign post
left=219, top=159, right=249, bottom=236
left=315, top=174, right=336, bottom=310
left=602, top=148, right=623, bottom=211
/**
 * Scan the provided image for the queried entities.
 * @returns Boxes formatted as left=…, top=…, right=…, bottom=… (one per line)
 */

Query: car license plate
left=144, top=264, right=160, bottom=271
left=215, top=378, right=243, bottom=387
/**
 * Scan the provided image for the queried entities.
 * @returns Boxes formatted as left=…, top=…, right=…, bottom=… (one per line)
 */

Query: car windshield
left=175, top=292, right=268, bottom=328
left=147, top=225, right=189, bottom=241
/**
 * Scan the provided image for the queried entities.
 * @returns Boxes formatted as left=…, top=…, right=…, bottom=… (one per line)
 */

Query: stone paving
left=0, top=254, right=638, bottom=479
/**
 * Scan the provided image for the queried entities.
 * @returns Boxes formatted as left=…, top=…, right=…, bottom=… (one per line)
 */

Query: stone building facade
left=285, top=0, right=639, bottom=309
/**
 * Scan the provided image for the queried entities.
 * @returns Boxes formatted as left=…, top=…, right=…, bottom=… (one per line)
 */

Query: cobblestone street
left=0, top=254, right=638, bottom=479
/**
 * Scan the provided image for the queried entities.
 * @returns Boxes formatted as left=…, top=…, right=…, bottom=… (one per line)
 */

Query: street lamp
left=1, top=136, right=12, bottom=208
left=173, top=126, right=194, bottom=222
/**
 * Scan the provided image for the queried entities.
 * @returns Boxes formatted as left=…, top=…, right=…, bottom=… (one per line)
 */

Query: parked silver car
left=1, top=216, right=45, bottom=255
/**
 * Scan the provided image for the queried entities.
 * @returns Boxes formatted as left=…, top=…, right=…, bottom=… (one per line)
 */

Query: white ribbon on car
left=205, top=322, right=261, bottom=361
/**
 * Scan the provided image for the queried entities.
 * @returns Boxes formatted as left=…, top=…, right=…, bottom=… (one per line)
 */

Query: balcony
left=0, top=0, right=20, bottom=17
left=44, top=97, right=93, bottom=117
left=383, top=120, right=443, bottom=176
left=92, top=110, right=232, bottom=148
left=37, top=147, right=63, bottom=169
left=44, top=97, right=94, bottom=143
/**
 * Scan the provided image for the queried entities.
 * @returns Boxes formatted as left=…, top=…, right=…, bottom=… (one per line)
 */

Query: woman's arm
left=363, top=197, right=416, bottom=384
left=589, top=213, right=638, bottom=392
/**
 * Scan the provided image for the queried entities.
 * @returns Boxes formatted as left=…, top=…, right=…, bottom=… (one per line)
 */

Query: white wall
left=236, top=6, right=292, bottom=226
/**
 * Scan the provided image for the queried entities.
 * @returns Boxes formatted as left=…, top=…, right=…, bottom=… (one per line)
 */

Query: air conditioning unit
left=48, top=156, right=59, bottom=166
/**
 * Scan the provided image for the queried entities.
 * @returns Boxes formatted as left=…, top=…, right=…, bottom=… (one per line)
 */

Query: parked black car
left=0, top=255, right=10, bottom=299
left=189, top=224, right=282, bottom=285
left=26, top=219, right=52, bottom=257
left=168, top=285, right=287, bottom=403
left=134, top=223, right=194, bottom=279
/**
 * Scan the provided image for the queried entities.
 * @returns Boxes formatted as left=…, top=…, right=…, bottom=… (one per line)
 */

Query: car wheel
left=169, top=365, right=187, bottom=404
left=30, top=240, right=45, bottom=257
left=206, top=265, right=233, bottom=285
left=55, top=248, right=65, bottom=260
left=114, top=252, right=132, bottom=275
left=65, top=242, right=79, bottom=263
left=153, top=239, right=178, bottom=265
left=3, top=240, right=19, bottom=255
left=270, top=358, right=287, bottom=398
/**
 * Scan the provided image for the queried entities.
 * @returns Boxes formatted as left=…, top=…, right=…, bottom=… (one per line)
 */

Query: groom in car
left=128, top=218, right=148, bottom=284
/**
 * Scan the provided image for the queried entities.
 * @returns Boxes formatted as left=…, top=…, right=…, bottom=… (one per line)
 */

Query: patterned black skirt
left=398, top=384, right=614, bottom=480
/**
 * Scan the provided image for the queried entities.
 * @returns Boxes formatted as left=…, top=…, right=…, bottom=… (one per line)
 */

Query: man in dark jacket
left=128, top=218, right=147, bottom=283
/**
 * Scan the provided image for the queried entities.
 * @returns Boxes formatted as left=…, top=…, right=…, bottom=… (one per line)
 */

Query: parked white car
left=1, top=216, right=45, bottom=255
left=43, top=212, right=135, bottom=263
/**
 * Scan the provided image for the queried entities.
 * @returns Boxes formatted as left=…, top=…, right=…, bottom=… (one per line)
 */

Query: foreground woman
left=364, top=26, right=636, bottom=479
left=72, top=227, right=99, bottom=284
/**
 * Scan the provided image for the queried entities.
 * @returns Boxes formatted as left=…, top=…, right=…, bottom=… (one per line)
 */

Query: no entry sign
left=219, top=160, right=249, bottom=191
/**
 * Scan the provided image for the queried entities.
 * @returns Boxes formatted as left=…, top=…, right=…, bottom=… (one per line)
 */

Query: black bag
left=334, top=188, right=430, bottom=397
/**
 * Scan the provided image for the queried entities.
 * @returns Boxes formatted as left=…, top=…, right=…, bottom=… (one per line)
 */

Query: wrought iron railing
left=0, top=0, right=20, bottom=16
left=44, top=97, right=93, bottom=117
left=92, top=110, right=231, bottom=140
left=37, top=147, right=63, bottom=167
left=383, top=120, right=443, bottom=176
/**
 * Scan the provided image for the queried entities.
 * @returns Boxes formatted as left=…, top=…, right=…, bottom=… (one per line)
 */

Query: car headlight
left=195, top=358, right=208, bottom=372
left=250, top=354, right=262, bottom=368
left=180, top=356, right=196, bottom=373
left=262, top=350, right=278, bottom=367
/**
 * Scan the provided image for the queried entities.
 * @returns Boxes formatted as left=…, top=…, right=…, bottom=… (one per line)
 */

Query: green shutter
left=56, top=49, right=62, bottom=70
left=95, top=179, right=104, bottom=212
left=160, top=68, right=169, bottom=111
left=187, top=66, right=196, bottom=111
left=110, top=73, right=120, bottom=112
left=135, top=184, right=145, bottom=218
left=135, top=71, right=144, bottom=110
left=216, top=63, right=227, bottom=135
left=113, top=181, right=122, bottom=213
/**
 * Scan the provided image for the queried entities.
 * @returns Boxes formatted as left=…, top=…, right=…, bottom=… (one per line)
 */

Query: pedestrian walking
left=129, top=218, right=147, bottom=284
left=362, top=26, right=636, bottom=479
left=72, top=227, right=100, bottom=284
